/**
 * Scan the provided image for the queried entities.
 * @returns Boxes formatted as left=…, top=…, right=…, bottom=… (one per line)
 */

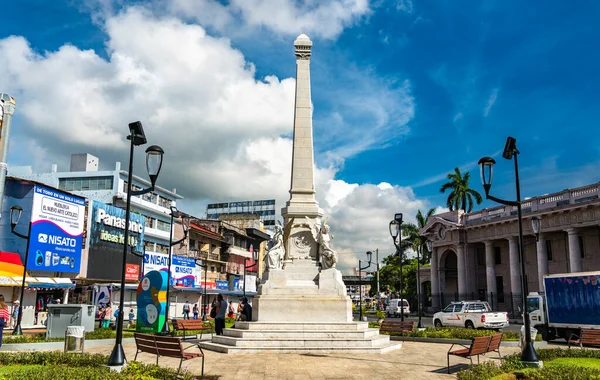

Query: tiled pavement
left=84, top=340, right=524, bottom=379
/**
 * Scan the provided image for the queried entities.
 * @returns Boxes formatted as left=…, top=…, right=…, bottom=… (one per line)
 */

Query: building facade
left=420, top=182, right=600, bottom=315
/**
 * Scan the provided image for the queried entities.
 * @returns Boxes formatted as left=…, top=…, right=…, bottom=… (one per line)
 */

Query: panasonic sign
left=96, top=208, right=144, bottom=233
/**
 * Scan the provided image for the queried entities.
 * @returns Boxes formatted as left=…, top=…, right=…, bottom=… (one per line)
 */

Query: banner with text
left=28, top=185, right=85, bottom=273
left=171, top=255, right=195, bottom=288
left=90, top=201, right=145, bottom=253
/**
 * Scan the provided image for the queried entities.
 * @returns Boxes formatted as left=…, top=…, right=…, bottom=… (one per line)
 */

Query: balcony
left=144, top=226, right=170, bottom=240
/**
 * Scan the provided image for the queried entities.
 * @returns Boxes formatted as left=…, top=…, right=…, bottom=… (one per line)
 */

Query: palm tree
left=402, top=208, right=436, bottom=264
left=439, top=167, right=483, bottom=212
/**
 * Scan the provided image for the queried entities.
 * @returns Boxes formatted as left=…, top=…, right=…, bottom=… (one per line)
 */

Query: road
left=354, top=313, right=523, bottom=333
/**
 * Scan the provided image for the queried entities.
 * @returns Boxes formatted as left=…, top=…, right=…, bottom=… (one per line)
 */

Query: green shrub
left=375, top=310, right=386, bottom=320
left=379, top=326, right=534, bottom=341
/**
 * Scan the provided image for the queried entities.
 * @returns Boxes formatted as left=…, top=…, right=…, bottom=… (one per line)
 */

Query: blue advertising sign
left=216, top=280, right=229, bottom=290
left=27, top=185, right=85, bottom=273
left=171, top=255, right=195, bottom=288
left=233, top=277, right=242, bottom=291
left=90, top=201, right=145, bottom=253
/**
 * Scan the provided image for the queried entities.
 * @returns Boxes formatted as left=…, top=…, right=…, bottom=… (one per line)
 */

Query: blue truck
left=527, top=272, right=600, bottom=341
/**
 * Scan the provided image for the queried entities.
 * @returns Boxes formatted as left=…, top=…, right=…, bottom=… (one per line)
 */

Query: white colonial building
left=420, top=182, right=600, bottom=314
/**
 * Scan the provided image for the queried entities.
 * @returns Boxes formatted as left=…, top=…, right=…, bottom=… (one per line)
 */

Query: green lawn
left=546, top=357, right=600, bottom=369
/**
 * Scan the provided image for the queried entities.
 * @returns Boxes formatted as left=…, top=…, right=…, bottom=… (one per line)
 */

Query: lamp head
left=502, top=136, right=518, bottom=160
left=145, top=145, right=164, bottom=187
left=128, top=121, right=147, bottom=146
left=182, top=215, right=190, bottom=234
left=9, top=205, right=23, bottom=229
left=478, top=156, right=496, bottom=196
left=531, top=216, right=542, bottom=241
left=366, top=251, right=372, bottom=264
left=170, top=205, right=180, bottom=218
left=426, top=240, right=433, bottom=253
left=389, top=220, right=400, bottom=241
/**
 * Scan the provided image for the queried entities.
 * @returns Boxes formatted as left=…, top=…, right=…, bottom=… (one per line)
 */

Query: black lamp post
left=108, top=121, right=164, bottom=367
left=389, top=213, right=405, bottom=322
left=478, top=136, right=539, bottom=364
left=161, top=207, right=189, bottom=335
left=196, top=256, right=209, bottom=322
left=243, top=247, right=258, bottom=299
left=8, top=205, right=31, bottom=336
left=358, top=251, right=373, bottom=322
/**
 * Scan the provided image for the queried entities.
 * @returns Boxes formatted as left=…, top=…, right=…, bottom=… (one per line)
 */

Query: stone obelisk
left=253, top=34, right=351, bottom=322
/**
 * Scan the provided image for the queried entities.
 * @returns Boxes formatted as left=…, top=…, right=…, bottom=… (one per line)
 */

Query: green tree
left=439, top=167, right=483, bottom=212
left=402, top=208, right=436, bottom=264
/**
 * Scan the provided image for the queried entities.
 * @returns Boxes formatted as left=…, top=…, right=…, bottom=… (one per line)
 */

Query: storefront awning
left=0, top=276, right=19, bottom=286
left=11, top=277, right=75, bottom=289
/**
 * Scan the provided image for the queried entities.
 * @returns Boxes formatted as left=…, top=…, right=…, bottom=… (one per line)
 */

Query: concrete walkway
left=83, top=340, right=523, bottom=379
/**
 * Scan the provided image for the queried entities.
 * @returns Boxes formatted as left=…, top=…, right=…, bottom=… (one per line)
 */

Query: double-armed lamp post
left=388, top=213, right=405, bottom=322
left=478, top=136, right=542, bottom=365
left=161, top=206, right=190, bottom=335
left=108, top=121, right=164, bottom=367
left=358, top=251, right=373, bottom=322
left=8, top=205, right=30, bottom=336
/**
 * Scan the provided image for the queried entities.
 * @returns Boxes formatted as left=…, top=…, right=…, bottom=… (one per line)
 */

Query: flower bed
left=378, top=326, right=534, bottom=342
left=457, top=348, right=600, bottom=380
left=0, top=351, right=214, bottom=379
left=2, top=318, right=236, bottom=344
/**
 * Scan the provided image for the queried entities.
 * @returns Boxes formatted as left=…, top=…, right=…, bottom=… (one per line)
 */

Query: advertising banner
left=171, top=255, right=195, bottom=287
left=125, top=264, right=140, bottom=281
left=28, top=185, right=85, bottom=273
left=94, top=285, right=112, bottom=308
left=143, top=252, right=168, bottom=274
left=90, top=201, right=145, bottom=253
left=216, top=280, right=228, bottom=290
left=233, top=277, right=241, bottom=291
left=200, top=281, right=216, bottom=289
left=136, top=270, right=167, bottom=333
left=244, top=274, right=257, bottom=293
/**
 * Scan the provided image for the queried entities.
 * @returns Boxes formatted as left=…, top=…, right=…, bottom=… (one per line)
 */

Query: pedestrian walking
left=192, top=304, right=199, bottom=320
left=10, top=300, right=20, bottom=329
left=183, top=301, right=191, bottom=320
left=214, top=294, right=228, bottom=335
left=227, top=301, right=235, bottom=319
left=103, top=304, right=112, bottom=328
left=0, top=295, right=9, bottom=347
left=127, top=308, right=135, bottom=329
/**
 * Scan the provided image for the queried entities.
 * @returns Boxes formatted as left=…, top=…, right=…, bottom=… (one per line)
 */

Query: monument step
left=197, top=341, right=402, bottom=354
left=233, top=322, right=369, bottom=331
left=212, top=335, right=390, bottom=348
left=223, top=328, right=381, bottom=339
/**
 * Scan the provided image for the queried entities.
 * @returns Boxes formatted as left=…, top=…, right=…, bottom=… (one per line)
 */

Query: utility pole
left=0, top=94, right=16, bottom=217
left=376, top=249, right=380, bottom=310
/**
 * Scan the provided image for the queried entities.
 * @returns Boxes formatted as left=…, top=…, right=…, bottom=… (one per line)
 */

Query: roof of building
left=190, top=223, right=225, bottom=241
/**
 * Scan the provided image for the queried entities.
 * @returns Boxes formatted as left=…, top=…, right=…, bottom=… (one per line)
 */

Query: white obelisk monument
left=253, top=34, right=351, bottom=322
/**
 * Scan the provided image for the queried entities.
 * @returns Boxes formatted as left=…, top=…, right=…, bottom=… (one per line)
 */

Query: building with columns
left=420, top=182, right=600, bottom=314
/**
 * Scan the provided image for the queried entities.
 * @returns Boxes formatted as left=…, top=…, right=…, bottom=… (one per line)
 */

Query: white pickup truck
left=433, top=301, right=509, bottom=330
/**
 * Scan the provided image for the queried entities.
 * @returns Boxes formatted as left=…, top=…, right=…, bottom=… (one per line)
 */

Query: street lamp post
left=389, top=213, right=405, bottom=322
left=8, top=205, right=31, bottom=336
left=108, top=121, right=164, bottom=367
left=161, top=207, right=189, bottom=335
left=358, top=251, right=373, bottom=322
left=202, top=258, right=209, bottom=321
left=478, top=136, right=540, bottom=365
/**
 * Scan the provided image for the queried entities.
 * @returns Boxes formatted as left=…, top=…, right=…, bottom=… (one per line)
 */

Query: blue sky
left=2, top=0, right=599, bottom=267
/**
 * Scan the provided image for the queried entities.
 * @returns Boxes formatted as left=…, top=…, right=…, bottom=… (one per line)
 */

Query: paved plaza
left=81, top=340, right=524, bottom=379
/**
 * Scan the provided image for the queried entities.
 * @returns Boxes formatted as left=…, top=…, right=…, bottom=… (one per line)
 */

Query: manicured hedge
left=379, top=327, right=534, bottom=341
left=457, top=348, right=600, bottom=380
left=0, top=351, right=211, bottom=379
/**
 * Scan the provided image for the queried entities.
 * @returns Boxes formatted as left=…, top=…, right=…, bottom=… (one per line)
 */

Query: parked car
left=386, top=299, right=410, bottom=317
left=433, top=301, right=509, bottom=329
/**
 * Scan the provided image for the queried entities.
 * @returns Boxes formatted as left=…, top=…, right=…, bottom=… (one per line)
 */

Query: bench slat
left=470, top=337, right=491, bottom=355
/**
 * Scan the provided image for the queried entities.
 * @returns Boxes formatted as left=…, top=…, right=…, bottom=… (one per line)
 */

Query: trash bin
left=520, top=325, right=538, bottom=348
left=64, top=326, right=85, bottom=353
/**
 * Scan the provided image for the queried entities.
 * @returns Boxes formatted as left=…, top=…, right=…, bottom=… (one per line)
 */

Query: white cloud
left=483, top=88, right=499, bottom=117
left=396, top=0, right=414, bottom=13
left=171, top=0, right=371, bottom=39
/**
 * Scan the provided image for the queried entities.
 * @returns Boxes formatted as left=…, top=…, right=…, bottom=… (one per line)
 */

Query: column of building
left=430, top=246, right=439, bottom=309
left=535, top=234, right=549, bottom=291
left=507, top=237, right=521, bottom=299
left=484, top=241, right=497, bottom=305
left=566, top=228, right=582, bottom=273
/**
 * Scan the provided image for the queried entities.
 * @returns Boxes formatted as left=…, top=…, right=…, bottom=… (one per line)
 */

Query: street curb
left=390, top=336, right=548, bottom=347
left=0, top=338, right=135, bottom=351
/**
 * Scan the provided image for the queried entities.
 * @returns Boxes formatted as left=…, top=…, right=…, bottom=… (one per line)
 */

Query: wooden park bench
left=568, top=329, right=600, bottom=349
left=172, top=319, right=213, bottom=340
left=380, top=320, right=415, bottom=340
left=447, top=335, right=491, bottom=373
left=133, top=333, right=205, bottom=375
left=486, top=333, right=503, bottom=359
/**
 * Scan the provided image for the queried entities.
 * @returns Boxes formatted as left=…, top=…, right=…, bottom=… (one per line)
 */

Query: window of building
left=59, top=176, right=114, bottom=191
left=189, top=239, right=196, bottom=249
left=211, top=266, right=215, bottom=272
left=156, top=220, right=171, bottom=232
left=476, top=248, right=485, bottom=266
left=494, top=247, right=502, bottom=265
left=144, top=217, right=155, bottom=229
left=158, top=196, right=172, bottom=208
left=496, top=276, right=505, bottom=303
left=144, top=241, right=155, bottom=252
left=579, top=236, right=585, bottom=258
left=546, top=240, right=553, bottom=261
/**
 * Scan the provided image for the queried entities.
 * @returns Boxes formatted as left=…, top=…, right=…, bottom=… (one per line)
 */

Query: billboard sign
left=143, top=252, right=168, bottom=274
left=136, top=270, right=167, bottom=333
left=125, top=264, right=140, bottom=281
left=28, top=185, right=85, bottom=273
left=171, top=255, right=195, bottom=287
left=89, top=201, right=145, bottom=253
left=216, top=280, right=228, bottom=290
